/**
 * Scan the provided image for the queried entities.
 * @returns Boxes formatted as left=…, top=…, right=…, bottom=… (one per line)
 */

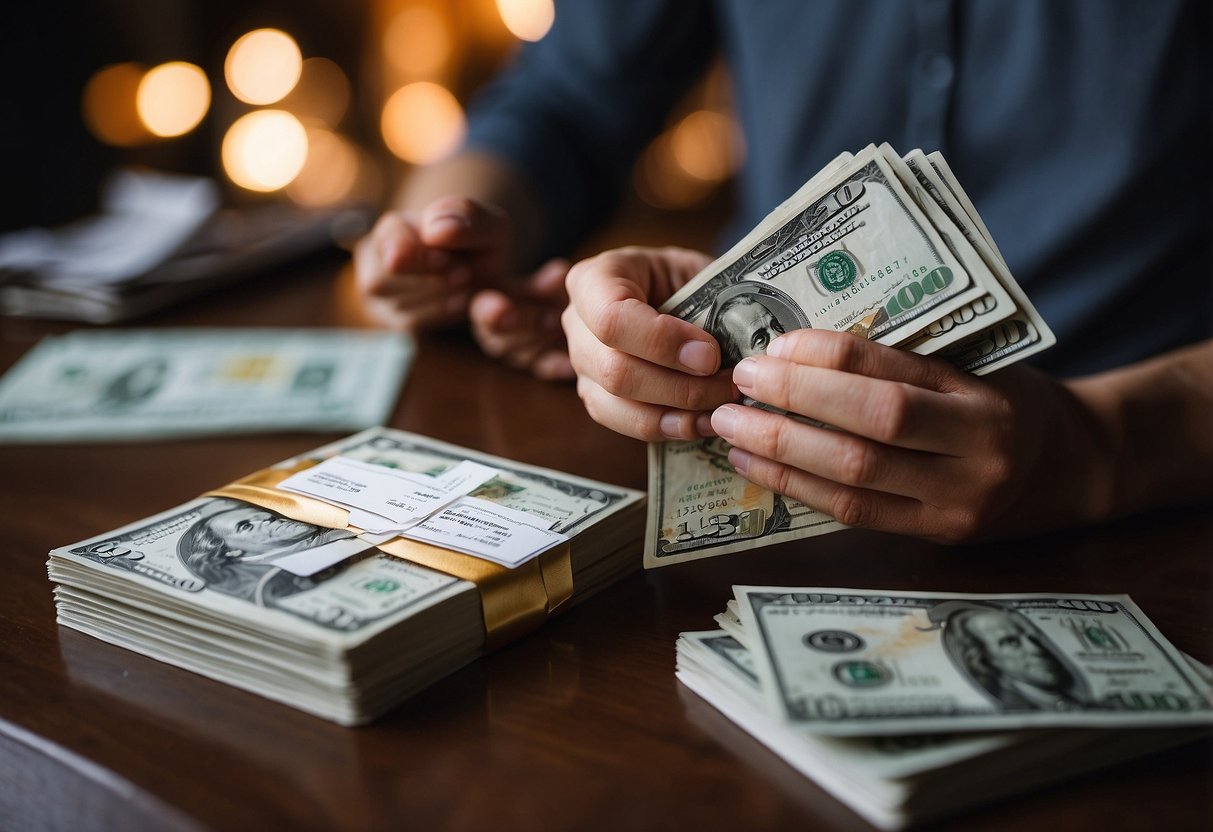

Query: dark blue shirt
left=466, top=0, right=1211, bottom=376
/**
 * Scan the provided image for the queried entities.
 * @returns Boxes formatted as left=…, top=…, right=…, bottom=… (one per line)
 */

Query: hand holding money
left=708, top=327, right=1085, bottom=543
left=566, top=144, right=1213, bottom=562
left=563, top=245, right=735, bottom=437
left=562, top=145, right=1065, bottom=552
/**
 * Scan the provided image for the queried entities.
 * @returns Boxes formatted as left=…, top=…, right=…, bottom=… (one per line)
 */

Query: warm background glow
left=280, top=57, right=352, bottom=129
left=82, top=63, right=152, bottom=147
left=287, top=128, right=362, bottom=206
left=136, top=62, right=211, bottom=138
left=635, top=108, right=742, bottom=210
left=74, top=2, right=737, bottom=250
left=381, top=82, right=466, bottom=165
left=495, top=0, right=555, bottom=42
left=222, top=110, right=309, bottom=192
left=669, top=110, right=739, bottom=183
left=225, top=29, right=303, bottom=105
left=384, top=5, right=452, bottom=78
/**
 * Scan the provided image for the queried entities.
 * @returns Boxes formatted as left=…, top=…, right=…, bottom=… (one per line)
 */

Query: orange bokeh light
left=280, top=57, right=351, bottom=129
left=286, top=128, right=361, bottom=206
left=495, top=0, right=555, bottom=42
left=669, top=110, right=739, bottom=183
left=137, top=62, right=211, bottom=138
left=82, top=62, right=152, bottom=147
left=225, top=29, right=303, bottom=105
left=222, top=110, right=309, bottom=192
left=384, top=5, right=452, bottom=78
left=381, top=82, right=466, bottom=165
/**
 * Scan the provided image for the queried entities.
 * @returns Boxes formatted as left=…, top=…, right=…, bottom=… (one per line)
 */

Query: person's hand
left=563, top=246, right=738, bottom=440
left=354, top=196, right=510, bottom=332
left=469, top=257, right=575, bottom=381
left=708, top=328, right=1113, bottom=543
left=354, top=194, right=580, bottom=381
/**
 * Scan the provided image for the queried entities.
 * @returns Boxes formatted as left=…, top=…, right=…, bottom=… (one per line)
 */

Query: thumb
left=419, top=196, right=509, bottom=252
left=522, top=258, right=571, bottom=305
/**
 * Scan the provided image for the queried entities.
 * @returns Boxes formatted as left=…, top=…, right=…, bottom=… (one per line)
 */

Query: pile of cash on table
left=678, top=587, right=1213, bottom=829
left=48, top=427, right=645, bottom=725
left=658, top=146, right=1211, bottom=825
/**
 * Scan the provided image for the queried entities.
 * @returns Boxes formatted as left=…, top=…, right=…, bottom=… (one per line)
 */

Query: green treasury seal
left=817, top=250, right=857, bottom=292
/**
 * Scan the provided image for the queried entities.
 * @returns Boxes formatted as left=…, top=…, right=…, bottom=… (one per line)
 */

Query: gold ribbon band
left=205, top=461, right=574, bottom=649
left=376, top=537, right=573, bottom=649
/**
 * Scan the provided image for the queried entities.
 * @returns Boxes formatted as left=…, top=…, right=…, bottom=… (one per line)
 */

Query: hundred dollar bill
left=51, top=427, right=641, bottom=632
left=899, top=149, right=1055, bottom=372
left=47, top=426, right=644, bottom=723
left=677, top=627, right=1210, bottom=830
left=928, top=151, right=1007, bottom=268
left=302, top=427, right=641, bottom=537
left=659, top=143, right=990, bottom=355
left=0, top=328, right=413, bottom=441
left=733, top=588, right=1213, bottom=736
left=875, top=144, right=1016, bottom=355
left=678, top=630, right=1017, bottom=781
left=645, top=436, right=845, bottom=566
left=645, top=146, right=1055, bottom=566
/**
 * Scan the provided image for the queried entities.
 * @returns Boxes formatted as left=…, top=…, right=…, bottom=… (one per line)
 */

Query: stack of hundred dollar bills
left=648, top=144, right=1056, bottom=567
left=47, top=427, right=644, bottom=725
left=678, top=588, right=1213, bottom=829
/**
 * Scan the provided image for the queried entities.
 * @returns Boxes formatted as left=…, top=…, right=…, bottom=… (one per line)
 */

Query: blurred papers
left=0, top=328, right=413, bottom=442
left=0, top=169, right=365, bottom=323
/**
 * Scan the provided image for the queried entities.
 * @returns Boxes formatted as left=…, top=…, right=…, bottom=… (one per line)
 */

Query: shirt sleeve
left=463, top=1, right=718, bottom=261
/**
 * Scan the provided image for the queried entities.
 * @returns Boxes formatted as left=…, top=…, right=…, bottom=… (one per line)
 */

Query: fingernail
left=712, top=405, right=738, bottom=439
left=695, top=412, right=716, bottom=436
left=733, top=358, right=758, bottom=389
left=766, top=336, right=787, bottom=358
left=678, top=340, right=717, bottom=375
left=660, top=413, right=685, bottom=439
left=428, top=215, right=467, bottom=237
left=728, top=447, right=751, bottom=474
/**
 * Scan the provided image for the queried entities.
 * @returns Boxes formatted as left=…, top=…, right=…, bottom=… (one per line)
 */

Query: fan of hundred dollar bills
left=646, top=144, right=1054, bottom=567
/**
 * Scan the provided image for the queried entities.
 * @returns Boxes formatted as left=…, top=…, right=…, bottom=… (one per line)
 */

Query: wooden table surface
left=2, top=257, right=1210, bottom=831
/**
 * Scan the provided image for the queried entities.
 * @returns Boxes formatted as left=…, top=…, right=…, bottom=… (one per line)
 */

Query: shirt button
left=919, top=52, right=954, bottom=87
